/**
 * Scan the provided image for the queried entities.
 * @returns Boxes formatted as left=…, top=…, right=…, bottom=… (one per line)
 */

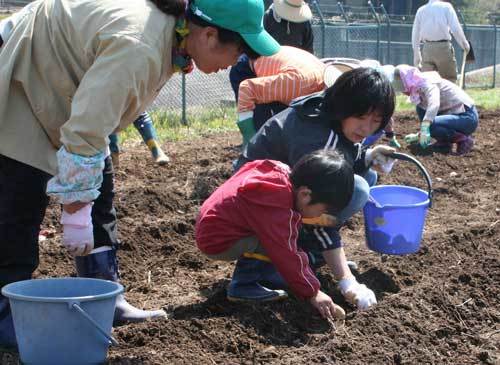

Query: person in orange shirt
left=236, top=46, right=338, bottom=145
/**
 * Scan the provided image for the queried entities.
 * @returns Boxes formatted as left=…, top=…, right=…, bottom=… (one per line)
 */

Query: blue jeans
left=109, top=112, right=156, bottom=153
left=336, top=170, right=377, bottom=224
left=229, top=55, right=287, bottom=131
left=416, top=105, right=479, bottom=142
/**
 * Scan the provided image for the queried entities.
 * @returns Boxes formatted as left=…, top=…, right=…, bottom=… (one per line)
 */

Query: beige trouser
left=421, top=41, right=458, bottom=82
left=205, top=236, right=268, bottom=261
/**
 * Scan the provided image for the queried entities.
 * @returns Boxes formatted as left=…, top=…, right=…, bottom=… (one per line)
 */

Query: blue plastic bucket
left=363, top=152, right=433, bottom=255
left=2, top=277, right=123, bottom=365
left=363, top=185, right=430, bottom=254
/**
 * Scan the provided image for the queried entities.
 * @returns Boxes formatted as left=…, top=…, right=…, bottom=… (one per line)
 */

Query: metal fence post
left=338, top=2, right=350, bottom=57
left=380, top=4, right=391, bottom=64
left=367, top=1, right=381, bottom=61
left=181, top=73, right=187, bottom=125
left=493, top=23, right=498, bottom=88
left=311, top=0, right=326, bottom=58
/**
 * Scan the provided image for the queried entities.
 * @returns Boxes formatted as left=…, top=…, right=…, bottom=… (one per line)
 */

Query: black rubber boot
left=227, top=258, right=287, bottom=302
left=75, top=249, right=166, bottom=325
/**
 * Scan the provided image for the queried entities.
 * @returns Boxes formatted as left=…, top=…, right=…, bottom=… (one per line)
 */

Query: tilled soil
left=1, top=110, right=499, bottom=365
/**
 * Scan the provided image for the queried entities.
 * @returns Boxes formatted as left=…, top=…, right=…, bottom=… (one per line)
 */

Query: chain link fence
left=0, top=0, right=31, bottom=11
left=2, top=1, right=498, bottom=120
left=152, top=1, right=499, bottom=120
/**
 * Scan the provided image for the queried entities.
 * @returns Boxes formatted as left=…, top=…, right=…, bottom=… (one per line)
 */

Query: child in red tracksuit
left=196, top=150, right=356, bottom=320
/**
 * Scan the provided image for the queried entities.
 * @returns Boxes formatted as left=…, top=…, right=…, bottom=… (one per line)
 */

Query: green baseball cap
left=190, top=0, right=280, bottom=56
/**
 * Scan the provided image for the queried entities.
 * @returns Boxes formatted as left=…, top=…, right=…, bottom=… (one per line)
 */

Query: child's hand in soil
left=310, top=290, right=346, bottom=320
left=338, top=276, right=377, bottom=310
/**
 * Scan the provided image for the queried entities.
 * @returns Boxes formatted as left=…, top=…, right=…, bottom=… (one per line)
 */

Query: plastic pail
left=363, top=153, right=433, bottom=255
left=2, top=277, right=123, bottom=365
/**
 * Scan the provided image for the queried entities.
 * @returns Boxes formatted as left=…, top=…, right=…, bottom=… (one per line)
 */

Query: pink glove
left=60, top=203, right=94, bottom=256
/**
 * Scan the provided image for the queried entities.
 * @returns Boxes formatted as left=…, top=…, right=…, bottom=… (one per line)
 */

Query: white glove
left=60, top=203, right=94, bottom=256
left=338, top=276, right=377, bottom=310
left=365, top=145, right=396, bottom=174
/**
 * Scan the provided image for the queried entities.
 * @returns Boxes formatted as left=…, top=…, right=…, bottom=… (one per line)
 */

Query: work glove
left=404, top=132, right=419, bottom=144
left=236, top=111, right=256, bottom=146
left=60, top=203, right=94, bottom=256
left=419, top=120, right=431, bottom=148
left=365, top=145, right=396, bottom=174
left=338, top=276, right=377, bottom=310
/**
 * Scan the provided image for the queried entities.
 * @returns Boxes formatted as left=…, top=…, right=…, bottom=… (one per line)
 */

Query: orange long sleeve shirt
left=237, top=46, right=327, bottom=113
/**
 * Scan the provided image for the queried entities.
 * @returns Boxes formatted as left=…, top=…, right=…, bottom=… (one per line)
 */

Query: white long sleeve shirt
left=412, top=0, right=469, bottom=53
left=417, top=76, right=474, bottom=122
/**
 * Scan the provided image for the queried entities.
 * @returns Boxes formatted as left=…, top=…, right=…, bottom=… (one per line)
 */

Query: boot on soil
left=430, top=140, right=452, bottom=153
left=146, top=139, right=170, bottom=166
left=75, top=248, right=167, bottom=325
left=241, top=253, right=287, bottom=290
left=227, top=257, right=287, bottom=302
left=451, top=132, right=474, bottom=155
left=0, top=295, right=17, bottom=350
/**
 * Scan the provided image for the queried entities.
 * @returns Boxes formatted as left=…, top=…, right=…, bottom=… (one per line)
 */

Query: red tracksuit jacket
left=195, top=159, right=320, bottom=299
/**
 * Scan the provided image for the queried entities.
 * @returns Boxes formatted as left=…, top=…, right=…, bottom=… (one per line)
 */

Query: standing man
left=412, top=0, right=470, bottom=82
left=263, top=0, right=314, bottom=54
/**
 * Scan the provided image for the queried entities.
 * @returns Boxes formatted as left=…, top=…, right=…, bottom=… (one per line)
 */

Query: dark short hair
left=320, top=67, right=395, bottom=134
left=290, top=149, right=354, bottom=213
left=151, top=0, right=186, bottom=17
left=186, top=3, right=260, bottom=60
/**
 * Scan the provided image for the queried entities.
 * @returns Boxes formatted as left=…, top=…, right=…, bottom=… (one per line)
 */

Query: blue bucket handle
left=389, top=152, right=433, bottom=208
left=69, top=301, right=119, bottom=346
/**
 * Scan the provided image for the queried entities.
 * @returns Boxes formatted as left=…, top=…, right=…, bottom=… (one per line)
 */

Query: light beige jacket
left=0, top=0, right=175, bottom=175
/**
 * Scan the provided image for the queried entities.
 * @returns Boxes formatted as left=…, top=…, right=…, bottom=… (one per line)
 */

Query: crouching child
left=195, top=150, right=374, bottom=320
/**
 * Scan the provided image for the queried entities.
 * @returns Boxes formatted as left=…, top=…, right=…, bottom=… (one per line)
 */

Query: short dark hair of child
left=290, top=149, right=354, bottom=214
left=186, top=1, right=261, bottom=60
left=320, top=67, right=395, bottom=134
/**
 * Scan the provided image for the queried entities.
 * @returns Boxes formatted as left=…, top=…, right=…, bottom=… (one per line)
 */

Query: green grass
left=120, top=107, right=237, bottom=143
left=121, top=88, right=499, bottom=144
left=396, top=88, right=500, bottom=112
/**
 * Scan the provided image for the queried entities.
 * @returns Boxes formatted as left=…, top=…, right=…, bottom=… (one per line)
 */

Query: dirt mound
left=2, top=111, right=499, bottom=365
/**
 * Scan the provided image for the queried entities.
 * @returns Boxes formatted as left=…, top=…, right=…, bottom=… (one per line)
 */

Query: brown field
left=1, top=110, right=499, bottom=364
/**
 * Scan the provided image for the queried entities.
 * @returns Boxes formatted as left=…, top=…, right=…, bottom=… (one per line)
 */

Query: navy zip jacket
left=236, top=92, right=368, bottom=175
left=235, top=92, right=369, bottom=251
